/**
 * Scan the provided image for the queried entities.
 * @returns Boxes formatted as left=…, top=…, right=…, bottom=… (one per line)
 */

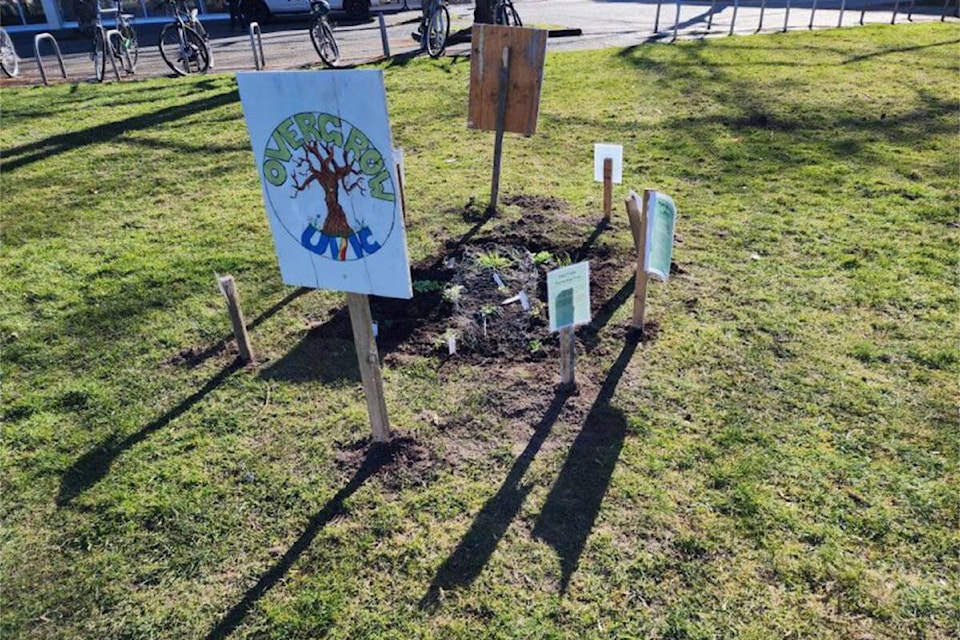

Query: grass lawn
left=2, top=22, right=958, bottom=640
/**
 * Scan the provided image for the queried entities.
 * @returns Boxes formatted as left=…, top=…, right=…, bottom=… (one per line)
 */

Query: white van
left=243, top=0, right=371, bottom=23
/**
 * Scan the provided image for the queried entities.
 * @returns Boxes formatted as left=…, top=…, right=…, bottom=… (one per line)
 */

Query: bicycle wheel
left=158, top=23, right=210, bottom=76
left=310, top=18, right=339, bottom=67
left=496, top=1, right=522, bottom=26
left=425, top=4, right=449, bottom=58
left=0, top=28, right=19, bottom=78
left=93, top=28, right=106, bottom=82
left=118, top=21, right=138, bottom=72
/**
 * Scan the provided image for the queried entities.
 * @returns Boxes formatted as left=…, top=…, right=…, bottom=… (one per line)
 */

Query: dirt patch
left=334, top=435, right=439, bottom=491
left=367, top=195, right=631, bottom=363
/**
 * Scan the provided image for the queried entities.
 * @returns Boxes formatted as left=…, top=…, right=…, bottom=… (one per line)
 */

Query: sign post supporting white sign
left=625, top=188, right=677, bottom=334
left=625, top=191, right=650, bottom=332
left=547, top=261, right=591, bottom=387
left=594, top=144, right=623, bottom=223
left=238, top=70, right=412, bottom=443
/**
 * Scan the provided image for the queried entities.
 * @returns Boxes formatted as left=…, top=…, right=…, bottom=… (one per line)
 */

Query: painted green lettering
left=264, top=159, right=286, bottom=186
left=359, top=148, right=384, bottom=176
left=368, top=170, right=395, bottom=202
left=343, top=127, right=370, bottom=164
left=293, top=113, right=322, bottom=144
left=276, top=117, right=303, bottom=154
left=317, top=114, right=344, bottom=146
left=264, top=128, right=292, bottom=162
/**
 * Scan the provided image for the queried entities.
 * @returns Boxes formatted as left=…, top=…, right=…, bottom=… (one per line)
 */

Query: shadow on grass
left=420, top=387, right=574, bottom=610
left=2, top=89, right=239, bottom=173
left=533, top=333, right=640, bottom=592
left=56, top=361, right=240, bottom=506
left=203, top=442, right=393, bottom=640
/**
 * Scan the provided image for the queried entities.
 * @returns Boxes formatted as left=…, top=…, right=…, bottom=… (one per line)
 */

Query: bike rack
left=783, top=0, right=792, bottom=31
left=810, top=0, right=819, bottom=29
left=838, top=0, right=847, bottom=28
left=102, top=28, right=124, bottom=81
left=706, top=0, right=716, bottom=31
left=860, top=0, right=869, bottom=24
left=729, top=0, right=740, bottom=36
left=757, top=0, right=766, bottom=31
left=249, top=22, right=265, bottom=70
left=33, top=33, right=66, bottom=86
left=891, top=0, right=901, bottom=23
left=378, top=13, right=391, bottom=58
left=671, top=0, right=681, bottom=42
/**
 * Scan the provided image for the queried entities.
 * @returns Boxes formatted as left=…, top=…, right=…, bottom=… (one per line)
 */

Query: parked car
left=242, top=0, right=371, bottom=23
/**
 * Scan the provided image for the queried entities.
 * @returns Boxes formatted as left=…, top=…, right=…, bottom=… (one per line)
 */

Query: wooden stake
left=602, top=158, right=613, bottom=223
left=627, top=190, right=651, bottom=332
left=559, top=325, right=576, bottom=387
left=218, top=275, right=255, bottom=364
left=346, top=292, right=391, bottom=443
left=394, top=148, right=407, bottom=223
left=489, top=46, right=510, bottom=212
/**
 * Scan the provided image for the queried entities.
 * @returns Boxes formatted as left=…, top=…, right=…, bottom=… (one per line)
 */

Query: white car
left=243, top=0, right=372, bottom=23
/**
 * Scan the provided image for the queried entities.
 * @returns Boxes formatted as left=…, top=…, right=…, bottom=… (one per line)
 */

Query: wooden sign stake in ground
left=218, top=274, right=256, bottom=365
left=346, top=292, right=390, bottom=442
left=625, top=190, right=650, bottom=332
left=547, top=262, right=591, bottom=389
left=594, top=143, right=623, bottom=224
left=468, top=25, right=547, bottom=212
left=238, top=71, right=414, bottom=444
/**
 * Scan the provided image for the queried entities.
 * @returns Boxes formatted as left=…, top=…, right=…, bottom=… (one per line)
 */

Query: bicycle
left=418, top=0, right=449, bottom=58
left=91, top=0, right=138, bottom=82
left=0, top=27, right=19, bottom=78
left=309, top=0, right=340, bottom=67
left=157, top=0, right=211, bottom=76
left=494, top=0, right=522, bottom=26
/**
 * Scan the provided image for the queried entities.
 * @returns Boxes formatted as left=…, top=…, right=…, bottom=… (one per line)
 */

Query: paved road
left=2, top=0, right=954, bottom=86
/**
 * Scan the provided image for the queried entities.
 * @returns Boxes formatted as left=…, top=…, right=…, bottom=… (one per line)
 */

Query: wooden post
left=627, top=191, right=650, bottom=333
left=394, top=148, right=407, bottom=223
left=602, top=158, right=613, bottom=223
left=559, top=326, right=576, bottom=387
left=218, top=275, right=256, bottom=364
left=346, top=292, right=391, bottom=443
left=489, top=47, right=510, bottom=212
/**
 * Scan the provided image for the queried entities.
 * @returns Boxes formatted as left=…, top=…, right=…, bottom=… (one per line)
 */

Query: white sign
left=644, top=190, right=677, bottom=282
left=237, top=70, right=413, bottom=299
left=593, top=143, right=623, bottom=184
left=547, top=261, right=591, bottom=332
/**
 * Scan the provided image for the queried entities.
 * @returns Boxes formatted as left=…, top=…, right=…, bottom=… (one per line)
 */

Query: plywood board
left=237, top=70, right=412, bottom=299
left=468, top=25, right=547, bottom=136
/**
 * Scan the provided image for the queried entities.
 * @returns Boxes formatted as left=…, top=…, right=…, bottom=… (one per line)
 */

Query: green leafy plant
left=532, top=251, right=554, bottom=265
left=442, top=284, right=464, bottom=304
left=413, top=280, right=444, bottom=293
left=476, top=251, right=512, bottom=270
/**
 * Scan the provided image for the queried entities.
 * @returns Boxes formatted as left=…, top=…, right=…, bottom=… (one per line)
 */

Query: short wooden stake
left=346, top=292, right=391, bottom=443
left=627, top=191, right=650, bottom=332
left=488, top=47, right=510, bottom=212
left=394, top=148, right=407, bottom=222
left=602, top=158, right=613, bottom=223
left=559, top=325, right=576, bottom=387
left=218, top=275, right=256, bottom=364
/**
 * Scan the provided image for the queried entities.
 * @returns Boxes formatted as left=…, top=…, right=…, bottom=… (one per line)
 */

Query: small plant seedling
left=528, top=339, right=543, bottom=354
left=476, top=251, right=512, bottom=270
left=480, top=304, right=499, bottom=317
left=413, top=280, right=444, bottom=293
left=442, top=284, right=464, bottom=304
left=532, top=251, right=553, bottom=265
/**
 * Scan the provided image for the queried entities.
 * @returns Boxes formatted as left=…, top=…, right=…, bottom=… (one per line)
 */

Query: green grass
left=2, top=23, right=958, bottom=640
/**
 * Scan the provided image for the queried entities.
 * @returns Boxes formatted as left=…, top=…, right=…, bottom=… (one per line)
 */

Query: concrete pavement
left=1, top=0, right=955, bottom=86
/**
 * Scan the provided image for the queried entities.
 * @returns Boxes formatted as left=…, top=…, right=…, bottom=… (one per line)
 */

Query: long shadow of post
left=532, top=334, right=640, bottom=592
left=203, top=445, right=392, bottom=639
left=419, top=388, right=572, bottom=610
left=57, top=361, right=240, bottom=505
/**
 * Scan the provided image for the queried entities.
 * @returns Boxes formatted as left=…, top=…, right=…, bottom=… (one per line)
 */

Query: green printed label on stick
left=547, top=261, right=591, bottom=332
left=644, top=191, right=677, bottom=282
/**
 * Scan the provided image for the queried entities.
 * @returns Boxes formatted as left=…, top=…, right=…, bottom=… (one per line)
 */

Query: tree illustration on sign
left=291, top=139, right=366, bottom=239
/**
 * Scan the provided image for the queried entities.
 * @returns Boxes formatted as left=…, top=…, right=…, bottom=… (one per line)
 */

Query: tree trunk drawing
left=292, top=140, right=366, bottom=238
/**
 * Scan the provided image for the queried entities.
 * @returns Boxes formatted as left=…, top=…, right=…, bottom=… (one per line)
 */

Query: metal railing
left=33, top=33, right=66, bottom=86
